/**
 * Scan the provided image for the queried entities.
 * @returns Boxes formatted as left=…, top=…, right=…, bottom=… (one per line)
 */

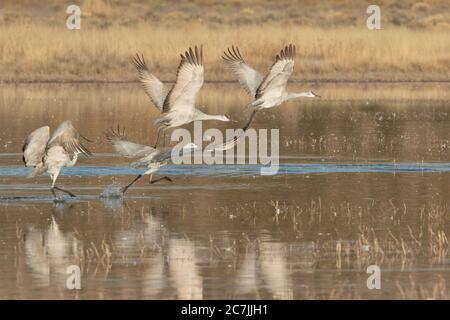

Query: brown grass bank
left=0, top=1, right=449, bottom=82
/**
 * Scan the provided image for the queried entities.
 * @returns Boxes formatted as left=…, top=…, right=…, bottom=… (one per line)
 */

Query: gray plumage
left=22, top=120, right=92, bottom=198
left=106, top=127, right=197, bottom=193
left=134, top=46, right=230, bottom=147
left=222, top=46, right=264, bottom=98
left=223, top=44, right=319, bottom=115
left=133, top=54, right=167, bottom=111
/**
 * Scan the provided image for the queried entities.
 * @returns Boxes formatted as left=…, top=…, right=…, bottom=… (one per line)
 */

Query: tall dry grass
left=0, top=22, right=448, bottom=82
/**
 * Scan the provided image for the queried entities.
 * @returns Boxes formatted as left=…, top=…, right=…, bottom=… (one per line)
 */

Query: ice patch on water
left=100, top=183, right=124, bottom=199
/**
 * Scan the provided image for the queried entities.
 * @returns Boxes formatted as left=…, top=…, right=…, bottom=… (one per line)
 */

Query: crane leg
left=51, top=186, right=76, bottom=199
left=243, top=109, right=258, bottom=131
left=51, top=187, right=58, bottom=199
left=153, top=127, right=166, bottom=148
left=122, top=174, right=143, bottom=194
left=149, top=176, right=173, bottom=184
left=162, top=131, right=167, bottom=147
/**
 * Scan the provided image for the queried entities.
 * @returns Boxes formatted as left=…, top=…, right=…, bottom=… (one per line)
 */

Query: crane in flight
left=133, top=46, right=230, bottom=147
left=223, top=44, right=320, bottom=130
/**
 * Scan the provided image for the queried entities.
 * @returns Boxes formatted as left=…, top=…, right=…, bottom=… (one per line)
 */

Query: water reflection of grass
left=221, top=197, right=450, bottom=269
left=5, top=197, right=450, bottom=299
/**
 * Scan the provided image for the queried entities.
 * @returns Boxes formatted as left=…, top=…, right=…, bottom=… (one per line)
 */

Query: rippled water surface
left=1, top=83, right=450, bottom=299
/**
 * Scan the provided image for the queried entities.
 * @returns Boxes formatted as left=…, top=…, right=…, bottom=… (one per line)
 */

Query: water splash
left=100, top=183, right=124, bottom=199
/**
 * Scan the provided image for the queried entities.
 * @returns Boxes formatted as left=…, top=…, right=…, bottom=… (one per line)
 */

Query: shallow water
left=1, top=83, right=450, bottom=299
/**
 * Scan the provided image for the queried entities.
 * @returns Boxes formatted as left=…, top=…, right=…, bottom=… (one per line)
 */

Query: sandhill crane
left=133, top=46, right=230, bottom=147
left=106, top=127, right=197, bottom=194
left=22, top=120, right=92, bottom=199
left=223, top=44, right=320, bottom=130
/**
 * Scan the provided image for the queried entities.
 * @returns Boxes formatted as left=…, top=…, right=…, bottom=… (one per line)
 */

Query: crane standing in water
left=22, top=120, right=92, bottom=199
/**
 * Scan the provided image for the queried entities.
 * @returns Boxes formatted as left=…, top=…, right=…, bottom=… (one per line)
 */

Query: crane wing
left=162, top=46, right=204, bottom=113
left=222, top=46, right=263, bottom=98
left=106, top=126, right=155, bottom=158
left=22, top=126, right=50, bottom=167
left=133, top=54, right=167, bottom=111
left=47, top=121, right=92, bottom=157
left=255, top=44, right=296, bottom=100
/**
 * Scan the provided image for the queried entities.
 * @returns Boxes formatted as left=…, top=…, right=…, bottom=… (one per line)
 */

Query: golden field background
left=0, top=0, right=449, bottom=82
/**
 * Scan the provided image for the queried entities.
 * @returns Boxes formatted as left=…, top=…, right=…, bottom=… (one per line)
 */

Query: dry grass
left=0, top=0, right=448, bottom=82
left=0, top=23, right=448, bottom=82
left=2, top=0, right=449, bottom=29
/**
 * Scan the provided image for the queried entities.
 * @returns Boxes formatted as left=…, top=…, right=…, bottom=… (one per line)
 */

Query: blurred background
left=0, top=0, right=448, bottom=82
